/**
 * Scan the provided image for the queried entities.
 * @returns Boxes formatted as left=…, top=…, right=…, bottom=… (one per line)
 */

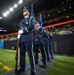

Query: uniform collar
left=24, top=15, right=29, bottom=19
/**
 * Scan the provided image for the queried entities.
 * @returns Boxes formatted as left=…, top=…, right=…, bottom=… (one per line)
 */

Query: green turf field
left=48, top=55, right=74, bottom=75
left=0, top=49, right=74, bottom=75
left=0, top=49, right=29, bottom=75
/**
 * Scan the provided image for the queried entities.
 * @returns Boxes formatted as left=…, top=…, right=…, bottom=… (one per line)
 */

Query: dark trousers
left=20, top=42, right=36, bottom=75
left=45, top=40, right=50, bottom=60
left=49, top=41, right=54, bottom=59
left=34, top=44, right=46, bottom=65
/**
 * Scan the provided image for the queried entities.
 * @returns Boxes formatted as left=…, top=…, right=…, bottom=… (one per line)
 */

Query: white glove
left=17, top=34, right=21, bottom=39
left=18, top=30, right=24, bottom=35
left=35, top=23, right=40, bottom=29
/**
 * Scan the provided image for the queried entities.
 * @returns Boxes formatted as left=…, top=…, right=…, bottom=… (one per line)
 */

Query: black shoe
left=51, top=57, right=54, bottom=59
left=35, top=62, right=38, bottom=65
left=30, top=71, right=36, bottom=75
left=39, top=64, right=47, bottom=69
left=47, top=59, right=50, bottom=62
left=15, top=70, right=25, bottom=75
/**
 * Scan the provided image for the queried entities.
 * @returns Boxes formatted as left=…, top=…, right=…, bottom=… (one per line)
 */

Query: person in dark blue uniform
left=33, top=22, right=46, bottom=69
left=48, top=30, right=54, bottom=59
left=17, top=6, right=38, bottom=75
left=42, top=28, right=50, bottom=62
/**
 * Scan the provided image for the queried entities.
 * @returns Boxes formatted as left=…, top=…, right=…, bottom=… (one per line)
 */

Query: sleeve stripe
left=25, top=28, right=29, bottom=33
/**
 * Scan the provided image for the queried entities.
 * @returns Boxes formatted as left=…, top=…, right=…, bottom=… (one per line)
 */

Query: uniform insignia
left=26, top=22, right=28, bottom=24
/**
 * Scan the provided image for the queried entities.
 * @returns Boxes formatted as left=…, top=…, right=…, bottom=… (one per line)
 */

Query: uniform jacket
left=19, top=16, right=35, bottom=42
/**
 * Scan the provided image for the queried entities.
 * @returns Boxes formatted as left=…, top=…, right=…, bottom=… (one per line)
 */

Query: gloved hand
left=34, top=23, right=40, bottom=29
left=18, top=30, right=24, bottom=35
left=17, top=34, right=21, bottom=39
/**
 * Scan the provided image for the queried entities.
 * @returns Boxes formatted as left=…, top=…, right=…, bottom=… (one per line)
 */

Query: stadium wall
left=52, top=34, right=74, bottom=55
left=4, top=34, right=74, bottom=55
left=4, top=40, right=17, bottom=50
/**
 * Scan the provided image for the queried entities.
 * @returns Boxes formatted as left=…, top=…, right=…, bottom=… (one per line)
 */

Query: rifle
left=15, top=39, right=20, bottom=74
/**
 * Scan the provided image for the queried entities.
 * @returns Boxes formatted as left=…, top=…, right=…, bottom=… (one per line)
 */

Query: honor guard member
left=42, top=28, right=50, bottom=62
left=48, top=30, right=54, bottom=59
left=17, top=6, right=37, bottom=75
left=33, top=22, right=46, bottom=69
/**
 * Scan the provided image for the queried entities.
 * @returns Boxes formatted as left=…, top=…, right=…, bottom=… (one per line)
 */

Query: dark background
left=4, top=34, right=74, bottom=55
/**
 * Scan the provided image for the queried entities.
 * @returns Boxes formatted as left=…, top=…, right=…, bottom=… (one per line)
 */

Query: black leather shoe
left=39, top=64, right=47, bottom=69
left=15, top=70, right=25, bottom=75
left=35, top=62, right=38, bottom=65
left=47, top=59, right=50, bottom=62
left=51, top=57, right=54, bottom=59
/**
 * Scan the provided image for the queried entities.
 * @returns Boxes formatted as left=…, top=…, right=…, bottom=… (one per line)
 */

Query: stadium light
left=3, top=13, right=8, bottom=17
left=58, top=11, right=60, bottom=13
left=62, top=2, right=64, bottom=4
left=48, top=15, right=50, bottom=16
left=69, top=6, right=71, bottom=9
left=9, top=7, right=14, bottom=12
left=3, top=11, right=10, bottom=17
left=18, top=0, right=23, bottom=4
left=6, top=11, right=10, bottom=14
left=13, top=4, right=18, bottom=8
left=0, top=17, right=3, bottom=19
left=66, top=16, right=69, bottom=18
left=63, top=9, right=65, bottom=11
left=2, top=0, right=23, bottom=18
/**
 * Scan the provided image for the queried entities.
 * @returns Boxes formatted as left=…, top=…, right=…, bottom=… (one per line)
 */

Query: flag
left=31, top=4, right=34, bottom=17
left=39, top=14, right=43, bottom=28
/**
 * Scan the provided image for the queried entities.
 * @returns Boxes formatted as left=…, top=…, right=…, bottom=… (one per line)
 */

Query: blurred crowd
left=0, top=25, right=74, bottom=42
